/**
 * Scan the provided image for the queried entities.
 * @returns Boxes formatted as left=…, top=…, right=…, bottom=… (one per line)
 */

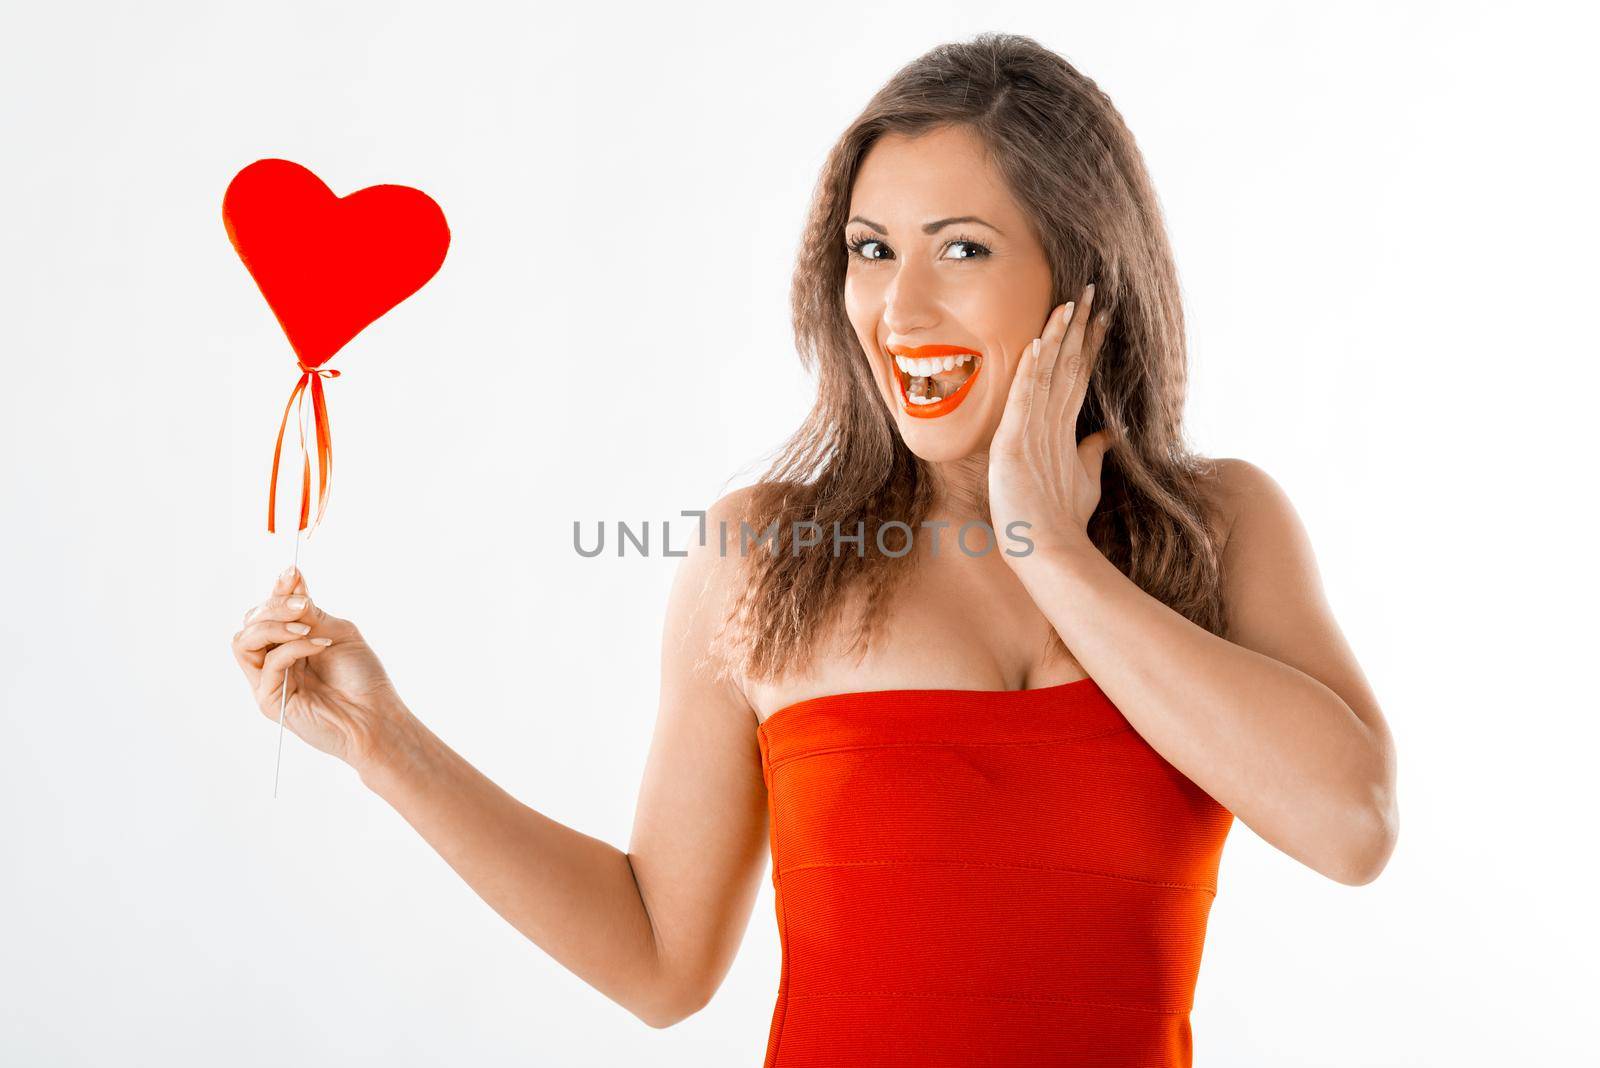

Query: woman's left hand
left=988, top=283, right=1112, bottom=562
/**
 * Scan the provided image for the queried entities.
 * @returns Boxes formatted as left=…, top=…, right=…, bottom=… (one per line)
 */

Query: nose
left=880, top=256, right=943, bottom=337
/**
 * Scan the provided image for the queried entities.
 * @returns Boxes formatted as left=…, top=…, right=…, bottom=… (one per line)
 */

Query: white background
left=3, top=1, right=1596, bottom=1064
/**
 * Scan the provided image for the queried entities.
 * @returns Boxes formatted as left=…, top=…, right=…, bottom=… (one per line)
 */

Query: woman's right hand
left=230, top=566, right=411, bottom=773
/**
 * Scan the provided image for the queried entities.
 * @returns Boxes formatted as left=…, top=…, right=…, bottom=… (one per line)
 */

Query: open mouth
left=889, top=345, right=984, bottom=419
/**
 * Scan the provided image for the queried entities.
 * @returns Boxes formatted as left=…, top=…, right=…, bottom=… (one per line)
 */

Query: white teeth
left=893, top=352, right=979, bottom=408
left=894, top=353, right=976, bottom=375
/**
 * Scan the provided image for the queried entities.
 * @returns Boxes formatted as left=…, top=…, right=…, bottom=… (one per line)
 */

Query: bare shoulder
left=668, top=484, right=764, bottom=625
left=1195, top=455, right=1335, bottom=649
left=679, top=481, right=787, bottom=592
left=1195, top=456, right=1295, bottom=560
left=692, top=480, right=809, bottom=570
left=661, top=481, right=796, bottom=704
left=1194, top=456, right=1332, bottom=644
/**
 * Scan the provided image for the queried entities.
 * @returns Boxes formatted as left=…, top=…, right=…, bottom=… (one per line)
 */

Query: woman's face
left=843, top=124, right=1055, bottom=463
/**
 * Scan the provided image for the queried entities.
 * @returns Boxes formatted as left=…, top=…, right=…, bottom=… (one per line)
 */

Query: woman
left=230, top=32, right=1398, bottom=1066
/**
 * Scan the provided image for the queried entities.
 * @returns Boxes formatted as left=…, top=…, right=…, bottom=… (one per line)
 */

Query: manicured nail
left=279, top=566, right=297, bottom=582
left=310, top=637, right=333, bottom=647
left=286, top=622, right=311, bottom=635
left=1062, top=301, right=1075, bottom=323
left=286, top=596, right=307, bottom=611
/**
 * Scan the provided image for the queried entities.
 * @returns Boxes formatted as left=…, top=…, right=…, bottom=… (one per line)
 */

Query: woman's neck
left=926, top=451, right=991, bottom=524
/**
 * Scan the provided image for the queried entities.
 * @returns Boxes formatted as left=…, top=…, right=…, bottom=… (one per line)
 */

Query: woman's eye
left=845, top=235, right=992, bottom=263
left=944, top=239, right=990, bottom=261
left=848, top=237, right=890, bottom=261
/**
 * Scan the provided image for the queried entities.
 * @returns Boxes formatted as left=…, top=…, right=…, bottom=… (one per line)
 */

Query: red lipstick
left=886, top=343, right=984, bottom=419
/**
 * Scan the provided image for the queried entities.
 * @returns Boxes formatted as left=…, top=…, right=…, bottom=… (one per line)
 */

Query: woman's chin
left=880, top=381, right=997, bottom=462
left=894, top=411, right=994, bottom=462
left=904, top=436, right=982, bottom=463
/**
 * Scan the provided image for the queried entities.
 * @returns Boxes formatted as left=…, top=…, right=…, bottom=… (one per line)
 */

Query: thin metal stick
left=272, top=390, right=311, bottom=799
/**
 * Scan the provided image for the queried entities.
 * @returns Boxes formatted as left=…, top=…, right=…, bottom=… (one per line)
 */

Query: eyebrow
left=847, top=214, right=1004, bottom=237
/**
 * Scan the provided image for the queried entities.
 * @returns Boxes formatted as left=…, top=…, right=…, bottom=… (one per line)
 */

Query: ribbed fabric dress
left=755, top=676, right=1234, bottom=1067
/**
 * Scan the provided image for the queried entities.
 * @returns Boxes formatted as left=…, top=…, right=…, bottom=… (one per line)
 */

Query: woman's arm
left=356, top=716, right=682, bottom=1021
left=989, top=293, right=1396, bottom=887
left=1011, top=458, right=1399, bottom=886
left=234, top=491, right=771, bottom=1028
left=358, top=489, right=771, bottom=1026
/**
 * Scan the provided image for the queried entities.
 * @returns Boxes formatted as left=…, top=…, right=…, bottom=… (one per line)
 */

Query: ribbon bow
left=268, top=362, right=342, bottom=534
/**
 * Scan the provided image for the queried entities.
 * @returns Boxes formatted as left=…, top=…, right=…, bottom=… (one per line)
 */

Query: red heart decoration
left=224, top=158, right=449, bottom=533
left=222, top=158, right=450, bottom=367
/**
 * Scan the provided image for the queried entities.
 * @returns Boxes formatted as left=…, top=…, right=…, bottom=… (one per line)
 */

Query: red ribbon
left=268, top=362, right=341, bottom=533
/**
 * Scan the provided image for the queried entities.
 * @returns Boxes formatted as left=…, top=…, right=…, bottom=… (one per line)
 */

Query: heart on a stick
left=223, top=158, right=450, bottom=367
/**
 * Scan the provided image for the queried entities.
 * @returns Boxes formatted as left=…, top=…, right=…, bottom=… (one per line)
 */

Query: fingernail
left=310, top=637, right=333, bottom=647
left=1062, top=301, right=1075, bottom=321
left=286, top=596, right=307, bottom=611
left=279, top=566, right=297, bottom=582
left=286, top=622, right=311, bottom=635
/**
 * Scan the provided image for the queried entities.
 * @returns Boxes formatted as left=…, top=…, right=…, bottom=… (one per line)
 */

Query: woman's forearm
left=354, top=708, right=680, bottom=1026
left=1010, top=540, right=1391, bottom=885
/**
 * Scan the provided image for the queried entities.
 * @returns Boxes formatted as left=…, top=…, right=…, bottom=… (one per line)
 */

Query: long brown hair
left=705, top=32, right=1228, bottom=686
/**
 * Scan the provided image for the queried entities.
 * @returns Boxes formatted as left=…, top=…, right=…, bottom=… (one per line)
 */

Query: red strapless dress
left=755, top=677, right=1234, bottom=1067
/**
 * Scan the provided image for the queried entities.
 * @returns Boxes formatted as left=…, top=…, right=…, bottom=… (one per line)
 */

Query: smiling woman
left=847, top=151, right=1052, bottom=430
left=230, top=29, right=1396, bottom=1068
left=708, top=46, right=1217, bottom=692
left=688, top=31, right=1395, bottom=1066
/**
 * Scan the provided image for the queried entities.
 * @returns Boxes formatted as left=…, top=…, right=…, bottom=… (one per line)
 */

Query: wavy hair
left=704, top=31, right=1228, bottom=686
